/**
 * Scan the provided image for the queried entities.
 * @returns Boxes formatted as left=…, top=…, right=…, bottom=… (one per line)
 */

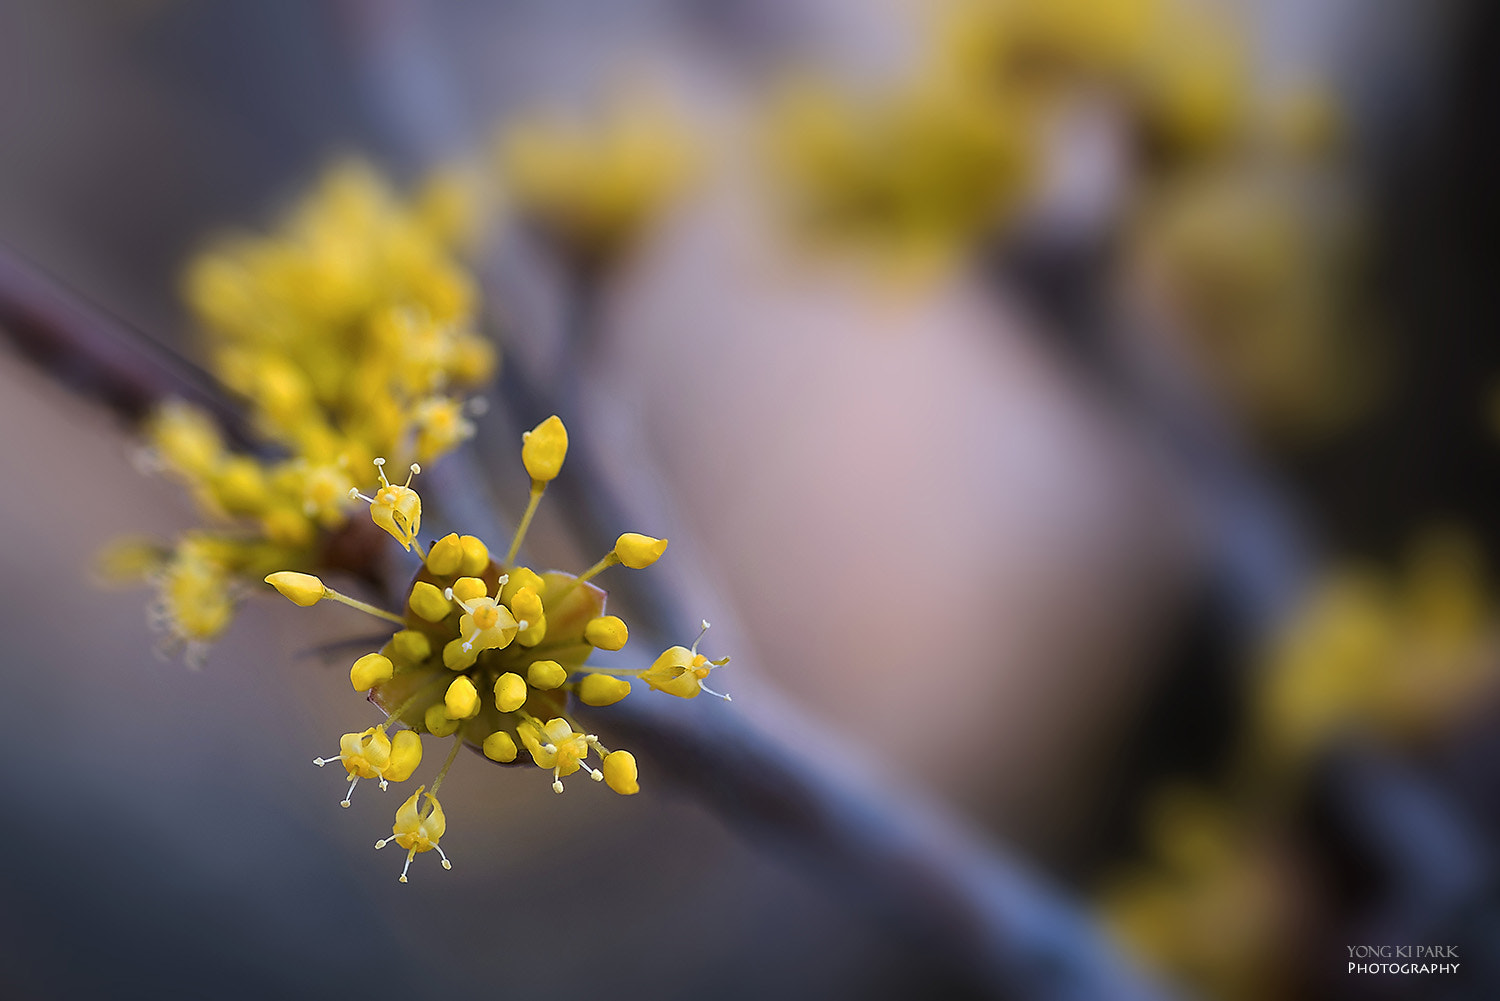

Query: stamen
left=399, top=848, right=415, bottom=882
left=435, top=845, right=452, bottom=870
left=375, top=838, right=390, bottom=849
left=404, top=463, right=421, bottom=487
left=699, top=682, right=732, bottom=702
left=691, top=619, right=711, bottom=654
left=341, top=775, right=359, bottom=807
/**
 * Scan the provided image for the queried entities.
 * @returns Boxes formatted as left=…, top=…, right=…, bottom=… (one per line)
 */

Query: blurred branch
left=0, top=243, right=253, bottom=447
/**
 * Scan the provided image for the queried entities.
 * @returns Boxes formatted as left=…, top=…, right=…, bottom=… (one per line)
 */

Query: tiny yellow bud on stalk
left=578, top=673, right=632, bottom=706
left=390, top=629, right=432, bottom=664
left=458, top=535, right=490, bottom=576
left=450, top=576, right=488, bottom=603
left=426, top=533, right=464, bottom=576
left=385, top=730, right=424, bottom=782
left=584, top=615, right=629, bottom=650
left=445, top=676, right=481, bottom=719
left=350, top=653, right=394, bottom=691
left=494, top=672, right=528, bottom=712
left=425, top=703, right=460, bottom=737
left=602, top=750, right=639, bottom=795
left=521, top=415, right=568, bottom=482
left=483, top=731, right=518, bottom=762
left=527, top=659, right=567, bottom=690
left=500, top=567, right=545, bottom=604
left=265, top=571, right=326, bottom=607
left=409, top=581, right=452, bottom=622
left=615, top=533, right=669, bottom=569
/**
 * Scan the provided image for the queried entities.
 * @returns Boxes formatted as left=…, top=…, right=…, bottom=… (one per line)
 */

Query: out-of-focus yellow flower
left=1099, top=788, right=1295, bottom=1001
left=496, top=94, right=696, bottom=264
left=767, top=72, right=1032, bottom=273
left=1130, top=167, right=1375, bottom=443
left=119, top=160, right=497, bottom=659
left=1256, top=529, right=1497, bottom=765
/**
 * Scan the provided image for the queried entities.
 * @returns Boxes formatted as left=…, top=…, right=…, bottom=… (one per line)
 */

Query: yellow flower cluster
left=268, top=415, right=729, bottom=882
left=1256, top=530, right=1496, bottom=765
left=495, top=94, right=696, bottom=266
left=1099, top=531, right=1498, bottom=995
left=767, top=0, right=1256, bottom=267
left=118, top=162, right=495, bottom=660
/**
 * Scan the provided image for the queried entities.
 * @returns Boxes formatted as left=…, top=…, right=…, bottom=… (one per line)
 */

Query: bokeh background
left=1, top=1, right=1498, bottom=999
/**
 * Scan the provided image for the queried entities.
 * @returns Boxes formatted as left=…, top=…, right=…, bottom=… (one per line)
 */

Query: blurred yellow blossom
left=115, top=161, right=496, bottom=655
left=496, top=93, right=696, bottom=265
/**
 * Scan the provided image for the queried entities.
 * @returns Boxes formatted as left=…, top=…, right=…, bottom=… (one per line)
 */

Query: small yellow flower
left=640, top=620, right=731, bottom=700
left=351, top=458, right=423, bottom=551
left=518, top=717, right=602, bottom=793
left=412, top=396, right=476, bottom=463
left=375, top=786, right=451, bottom=882
left=443, top=580, right=520, bottom=668
left=314, top=727, right=423, bottom=805
left=143, top=400, right=225, bottom=481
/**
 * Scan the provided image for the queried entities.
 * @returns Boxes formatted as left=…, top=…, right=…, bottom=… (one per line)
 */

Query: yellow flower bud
left=408, top=581, right=451, bottom=622
left=426, top=533, right=464, bottom=576
left=350, top=653, right=394, bottom=692
left=483, top=730, right=518, bottom=762
left=527, top=659, right=567, bottom=690
left=602, top=750, right=639, bottom=795
left=458, top=535, right=490, bottom=576
left=389, top=629, right=432, bottom=665
left=425, top=702, right=460, bottom=737
left=213, top=456, right=268, bottom=516
left=450, top=576, right=488, bottom=603
left=521, top=415, right=568, bottom=482
left=385, top=730, right=423, bottom=782
left=500, top=566, right=546, bottom=604
left=445, top=676, right=481, bottom=719
left=265, top=571, right=326, bottom=607
left=615, top=533, right=669, bottom=569
left=584, top=615, right=629, bottom=651
left=494, top=672, right=528, bottom=713
left=578, top=673, right=632, bottom=706
left=511, top=586, right=547, bottom=646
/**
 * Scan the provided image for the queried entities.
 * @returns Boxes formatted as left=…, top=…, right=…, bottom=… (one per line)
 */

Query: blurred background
left=0, top=1, right=1497, bottom=999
